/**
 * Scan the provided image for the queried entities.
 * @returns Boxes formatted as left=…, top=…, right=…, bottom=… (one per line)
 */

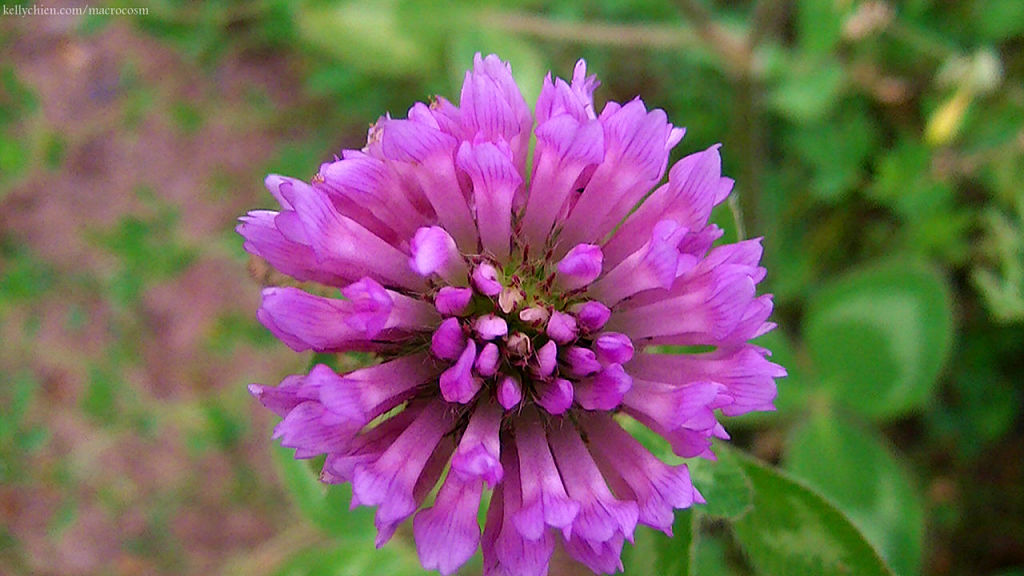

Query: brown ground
left=1, top=18, right=317, bottom=575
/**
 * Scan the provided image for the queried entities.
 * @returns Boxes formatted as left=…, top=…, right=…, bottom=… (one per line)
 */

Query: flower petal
left=440, top=340, right=481, bottom=404
left=513, top=411, right=580, bottom=539
left=457, top=139, right=521, bottom=262
left=452, top=399, right=504, bottom=486
left=414, top=473, right=483, bottom=575
left=555, top=244, right=603, bottom=291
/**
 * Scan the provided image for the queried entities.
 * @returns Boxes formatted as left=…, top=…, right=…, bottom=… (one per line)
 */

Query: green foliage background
left=1, top=1, right=1022, bottom=575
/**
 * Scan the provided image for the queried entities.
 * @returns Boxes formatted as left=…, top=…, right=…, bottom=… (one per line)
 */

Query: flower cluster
left=239, top=54, right=784, bottom=575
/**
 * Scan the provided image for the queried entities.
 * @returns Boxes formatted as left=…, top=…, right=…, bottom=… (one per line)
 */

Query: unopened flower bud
left=497, top=374, right=522, bottom=410
left=506, top=332, right=532, bottom=358
left=472, top=263, right=502, bottom=296
left=519, top=306, right=549, bottom=326
left=498, top=287, right=523, bottom=314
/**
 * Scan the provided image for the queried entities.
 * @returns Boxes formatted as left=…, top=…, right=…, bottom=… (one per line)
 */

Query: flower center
left=427, top=248, right=629, bottom=417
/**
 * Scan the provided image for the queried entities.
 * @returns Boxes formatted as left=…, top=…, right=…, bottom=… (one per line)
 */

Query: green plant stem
left=220, top=522, right=326, bottom=576
left=668, top=0, right=767, bottom=243
left=475, top=9, right=702, bottom=50
left=672, top=0, right=753, bottom=77
left=748, top=0, right=782, bottom=48
left=885, top=19, right=960, bottom=60
left=732, top=73, right=766, bottom=240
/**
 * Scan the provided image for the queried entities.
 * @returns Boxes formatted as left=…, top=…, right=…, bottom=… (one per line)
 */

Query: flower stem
left=672, top=0, right=754, bottom=77
left=475, top=9, right=702, bottom=50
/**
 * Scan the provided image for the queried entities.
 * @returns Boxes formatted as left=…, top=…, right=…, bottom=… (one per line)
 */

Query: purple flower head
left=241, top=54, right=784, bottom=576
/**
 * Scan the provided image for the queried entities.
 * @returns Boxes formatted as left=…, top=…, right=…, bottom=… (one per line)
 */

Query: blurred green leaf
left=662, top=57, right=733, bottom=151
left=0, top=372, right=42, bottom=447
left=758, top=167, right=816, bottom=303
left=971, top=0, right=1024, bottom=41
left=785, top=412, right=924, bottom=576
left=973, top=201, right=1024, bottom=323
left=795, top=0, right=850, bottom=57
left=207, top=311, right=278, bottom=354
left=303, top=64, right=398, bottom=120
left=43, top=132, right=66, bottom=170
left=273, top=544, right=371, bottom=576
left=690, top=528, right=746, bottom=576
left=902, top=205, right=973, bottom=264
left=258, top=0, right=300, bottom=48
left=803, top=261, right=954, bottom=420
left=296, top=0, right=440, bottom=78
left=623, top=509, right=693, bottom=576
left=710, top=200, right=740, bottom=246
left=788, top=104, right=877, bottom=203
left=0, top=66, right=39, bottom=125
left=270, top=444, right=421, bottom=575
left=204, top=401, right=247, bottom=450
left=731, top=450, right=895, bottom=576
left=272, top=536, right=425, bottom=576
left=91, top=203, right=197, bottom=307
left=171, top=101, right=204, bottom=134
left=766, top=59, right=844, bottom=124
left=0, top=65, right=41, bottom=191
left=271, top=444, right=363, bottom=538
left=689, top=443, right=752, bottom=520
left=929, top=323, right=1021, bottom=459
left=47, top=497, right=78, bottom=539
left=0, top=135, right=29, bottom=184
left=82, top=364, right=121, bottom=425
left=870, top=138, right=953, bottom=217
left=266, top=138, right=335, bottom=182
left=0, top=241, right=54, bottom=305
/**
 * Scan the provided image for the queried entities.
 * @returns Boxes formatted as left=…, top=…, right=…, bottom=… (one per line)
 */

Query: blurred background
left=1, top=1, right=1022, bottom=575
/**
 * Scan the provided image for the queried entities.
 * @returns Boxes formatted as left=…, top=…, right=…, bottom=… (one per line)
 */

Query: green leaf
left=690, top=525, right=746, bottom=576
left=273, top=539, right=424, bottom=576
left=266, top=138, right=335, bottom=182
left=623, top=510, right=693, bottom=576
left=902, top=205, right=973, bottom=264
left=803, top=261, right=954, bottom=420
left=795, top=0, right=850, bottom=57
left=170, top=101, right=204, bottom=134
left=710, top=200, right=740, bottom=246
left=767, top=59, right=844, bottom=124
left=0, top=134, right=29, bottom=184
left=785, top=413, right=924, bottom=576
left=43, top=132, right=66, bottom=170
left=870, top=139, right=953, bottom=218
left=972, top=202, right=1024, bottom=322
left=271, top=444, right=368, bottom=538
left=788, top=104, right=877, bottom=203
left=82, top=364, right=122, bottom=425
left=270, top=444, right=423, bottom=574
left=689, top=443, right=753, bottom=520
left=0, top=241, right=54, bottom=303
left=928, top=324, right=1021, bottom=459
left=295, top=0, right=439, bottom=78
left=0, top=372, right=39, bottom=443
left=731, top=451, right=895, bottom=576
left=972, top=0, right=1024, bottom=41
left=0, top=66, right=39, bottom=124
left=274, top=545, right=357, bottom=576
